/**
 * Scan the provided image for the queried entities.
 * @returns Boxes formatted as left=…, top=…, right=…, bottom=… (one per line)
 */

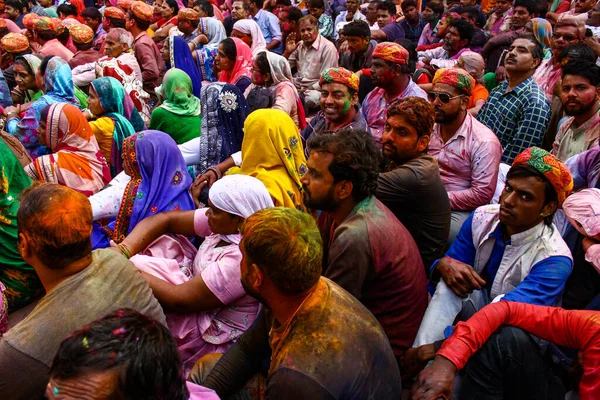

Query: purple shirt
left=428, top=113, right=502, bottom=211
left=361, top=80, right=428, bottom=146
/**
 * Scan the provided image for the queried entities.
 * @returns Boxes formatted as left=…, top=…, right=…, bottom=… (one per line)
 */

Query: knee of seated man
left=189, top=353, right=224, bottom=385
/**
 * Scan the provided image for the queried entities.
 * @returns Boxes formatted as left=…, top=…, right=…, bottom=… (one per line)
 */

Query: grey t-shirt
left=0, top=249, right=166, bottom=398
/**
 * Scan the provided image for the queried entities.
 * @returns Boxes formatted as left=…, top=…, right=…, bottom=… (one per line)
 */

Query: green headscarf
left=158, top=68, right=201, bottom=117
left=0, top=139, right=43, bottom=311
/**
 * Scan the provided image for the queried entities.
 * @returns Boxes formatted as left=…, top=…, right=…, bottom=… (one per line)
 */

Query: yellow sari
left=230, top=109, right=307, bottom=211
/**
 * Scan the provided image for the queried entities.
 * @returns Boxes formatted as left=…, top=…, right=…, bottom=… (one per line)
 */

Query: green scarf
left=159, top=68, right=201, bottom=117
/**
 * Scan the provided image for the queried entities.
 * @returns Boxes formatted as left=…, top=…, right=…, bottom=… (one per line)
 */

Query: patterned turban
left=512, top=147, right=573, bottom=207
left=178, top=8, right=199, bottom=21
left=54, top=18, right=65, bottom=35
left=104, top=6, right=126, bottom=19
left=33, top=17, right=57, bottom=32
left=432, top=67, right=475, bottom=96
left=131, top=1, right=153, bottom=21
left=117, top=0, right=133, bottom=10
left=23, top=13, right=39, bottom=30
left=69, top=24, right=94, bottom=44
left=319, top=67, right=359, bottom=92
left=1, top=33, right=29, bottom=53
left=372, top=42, right=408, bottom=65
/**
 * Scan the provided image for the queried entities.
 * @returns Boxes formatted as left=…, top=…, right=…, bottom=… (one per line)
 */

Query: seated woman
left=455, top=51, right=488, bottom=116
left=0, top=139, right=43, bottom=313
left=116, top=174, right=274, bottom=374
left=216, top=37, right=252, bottom=94
left=9, top=55, right=42, bottom=107
left=150, top=0, right=179, bottom=44
left=91, top=130, right=196, bottom=249
left=87, top=76, right=144, bottom=176
left=4, top=56, right=81, bottom=159
left=25, top=103, right=111, bottom=196
left=190, top=17, right=227, bottom=83
left=193, top=109, right=308, bottom=211
left=246, top=51, right=305, bottom=130
left=161, top=35, right=202, bottom=98
left=231, top=19, right=266, bottom=56
left=149, top=69, right=201, bottom=144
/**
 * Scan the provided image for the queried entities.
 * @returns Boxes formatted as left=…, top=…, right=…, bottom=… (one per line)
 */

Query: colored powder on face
left=342, top=98, right=352, bottom=114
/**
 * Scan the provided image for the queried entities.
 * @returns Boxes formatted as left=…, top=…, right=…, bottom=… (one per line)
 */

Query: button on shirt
left=478, top=77, right=551, bottom=164
left=429, top=113, right=503, bottom=211
left=253, top=9, right=283, bottom=54
left=361, top=80, right=428, bottom=146
left=288, top=34, right=338, bottom=91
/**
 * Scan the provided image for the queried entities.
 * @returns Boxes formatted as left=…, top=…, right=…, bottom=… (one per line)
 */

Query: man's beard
left=564, top=98, right=599, bottom=117
left=302, top=185, right=339, bottom=211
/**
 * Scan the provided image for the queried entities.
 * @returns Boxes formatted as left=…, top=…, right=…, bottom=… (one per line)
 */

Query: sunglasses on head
left=427, top=91, right=464, bottom=104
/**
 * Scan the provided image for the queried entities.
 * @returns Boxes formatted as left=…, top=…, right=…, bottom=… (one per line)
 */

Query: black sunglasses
left=427, top=91, right=464, bottom=104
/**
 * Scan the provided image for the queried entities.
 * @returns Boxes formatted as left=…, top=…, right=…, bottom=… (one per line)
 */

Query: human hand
left=95, top=62, right=104, bottom=78
left=436, top=256, right=486, bottom=297
left=285, top=33, right=300, bottom=54
left=412, top=356, right=457, bottom=400
left=495, top=66, right=507, bottom=83
left=191, top=170, right=218, bottom=207
left=582, top=237, right=599, bottom=252
left=401, top=344, right=436, bottom=379
left=338, top=39, right=348, bottom=54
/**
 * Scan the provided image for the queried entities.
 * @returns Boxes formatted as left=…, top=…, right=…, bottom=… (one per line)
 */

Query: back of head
left=240, top=207, right=322, bottom=294
left=307, top=129, right=380, bottom=203
left=558, top=43, right=598, bottom=63
left=50, top=309, right=189, bottom=400
left=286, top=6, right=303, bottom=22
left=17, top=183, right=93, bottom=270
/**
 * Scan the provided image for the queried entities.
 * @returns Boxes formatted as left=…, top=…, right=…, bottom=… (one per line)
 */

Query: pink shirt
left=428, top=113, right=502, bottom=211
left=533, top=58, right=562, bottom=100
left=361, top=80, right=428, bottom=146
left=38, top=39, right=74, bottom=61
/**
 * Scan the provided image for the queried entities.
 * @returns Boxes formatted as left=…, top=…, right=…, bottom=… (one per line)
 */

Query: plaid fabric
left=477, top=77, right=551, bottom=164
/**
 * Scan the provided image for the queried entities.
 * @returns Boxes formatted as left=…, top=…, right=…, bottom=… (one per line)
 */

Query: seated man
left=68, top=24, right=102, bottom=70
left=412, top=147, right=574, bottom=349
left=247, top=0, right=283, bottom=53
left=176, top=8, right=200, bottom=43
left=412, top=301, right=600, bottom=400
left=0, top=183, right=166, bottom=398
left=308, top=0, right=333, bottom=40
left=47, top=309, right=218, bottom=400
left=376, top=97, right=451, bottom=273
left=552, top=60, right=600, bottom=161
left=332, top=0, right=366, bottom=40
left=478, top=35, right=550, bottom=164
left=417, top=19, right=473, bottom=70
left=81, top=7, right=107, bottom=51
left=32, top=16, right=73, bottom=61
left=284, top=14, right=338, bottom=110
left=458, top=6, right=489, bottom=52
left=196, top=207, right=402, bottom=398
left=302, top=129, right=428, bottom=360
left=428, top=68, right=502, bottom=243
left=339, top=20, right=376, bottom=73
left=370, top=1, right=404, bottom=42
left=301, top=67, right=369, bottom=144
left=361, top=42, right=427, bottom=147
left=397, top=0, right=426, bottom=45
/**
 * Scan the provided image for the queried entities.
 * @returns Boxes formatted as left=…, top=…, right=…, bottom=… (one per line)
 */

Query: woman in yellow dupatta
left=194, top=109, right=308, bottom=211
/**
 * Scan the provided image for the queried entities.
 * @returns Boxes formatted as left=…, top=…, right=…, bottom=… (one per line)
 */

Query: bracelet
left=118, top=242, right=133, bottom=259
left=206, top=166, right=223, bottom=180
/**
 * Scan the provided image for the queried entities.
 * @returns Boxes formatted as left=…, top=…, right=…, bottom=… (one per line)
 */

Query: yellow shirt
left=90, top=117, right=115, bottom=165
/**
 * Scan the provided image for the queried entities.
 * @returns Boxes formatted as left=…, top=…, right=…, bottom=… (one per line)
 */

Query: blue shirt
left=397, top=16, right=426, bottom=45
left=477, top=77, right=551, bottom=164
left=253, top=9, right=283, bottom=54
left=431, top=212, right=572, bottom=306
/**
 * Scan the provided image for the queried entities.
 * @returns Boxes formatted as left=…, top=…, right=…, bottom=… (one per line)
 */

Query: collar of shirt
left=303, top=34, right=323, bottom=50
left=502, top=76, right=533, bottom=96
left=432, top=113, right=472, bottom=145
left=254, top=9, right=264, bottom=20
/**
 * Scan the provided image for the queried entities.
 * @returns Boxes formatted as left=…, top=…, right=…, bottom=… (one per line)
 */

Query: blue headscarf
left=195, top=82, right=249, bottom=175
left=169, top=35, right=202, bottom=98
left=91, top=77, right=143, bottom=177
left=91, top=130, right=196, bottom=249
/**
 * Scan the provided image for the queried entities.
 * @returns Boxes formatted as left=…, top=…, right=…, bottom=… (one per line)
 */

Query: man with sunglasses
left=428, top=68, right=502, bottom=245
left=532, top=16, right=585, bottom=101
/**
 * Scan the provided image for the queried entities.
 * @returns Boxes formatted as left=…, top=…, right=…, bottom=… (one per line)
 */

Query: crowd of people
left=0, top=0, right=599, bottom=398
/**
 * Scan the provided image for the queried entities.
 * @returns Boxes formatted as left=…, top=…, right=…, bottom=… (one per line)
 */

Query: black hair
left=127, top=9, right=150, bottom=30
left=308, top=0, right=324, bottom=9
left=400, top=0, right=417, bottom=12
left=105, top=16, right=126, bottom=28
left=74, top=41, right=94, bottom=51
left=81, top=6, right=102, bottom=20
left=57, top=26, right=70, bottom=44
left=307, top=129, right=380, bottom=203
left=50, top=309, right=189, bottom=400
left=164, top=0, right=180, bottom=15
left=377, top=1, right=396, bottom=16
left=39, top=55, right=53, bottom=76
left=458, top=6, right=479, bottom=21
left=198, top=0, right=213, bottom=16
left=276, top=0, right=291, bottom=6
left=57, top=2, right=78, bottom=17
left=221, top=37, right=236, bottom=61
left=516, top=33, right=543, bottom=61
left=425, top=0, right=444, bottom=16
left=513, top=0, right=537, bottom=16
left=6, top=0, right=26, bottom=14
left=505, top=165, right=558, bottom=226
left=562, top=60, right=600, bottom=87
left=341, top=20, right=370, bottom=39
left=394, top=38, right=417, bottom=74
left=254, top=51, right=270, bottom=75
left=558, top=43, right=598, bottom=63
left=248, top=0, right=262, bottom=9
left=286, top=6, right=303, bottom=22
left=449, top=18, right=474, bottom=44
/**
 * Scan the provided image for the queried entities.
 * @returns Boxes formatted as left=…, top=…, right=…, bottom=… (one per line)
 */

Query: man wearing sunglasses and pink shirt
left=427, top=68, right=502, bottom=244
